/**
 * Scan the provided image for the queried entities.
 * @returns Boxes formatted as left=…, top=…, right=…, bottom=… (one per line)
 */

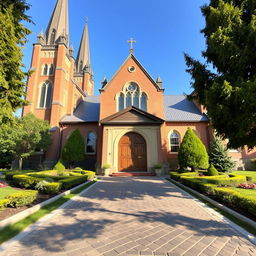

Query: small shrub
left=6, top=190, right=38, bottom=207
left=35, top=181, right=61, bottom=194
left=207, top=164, right=219, bottom=176
left=74, top=167, right=82, bottom=170
left=85, top=171, right=95, bottom=181
left=53, top=160, right=65, bottom=171
left=102, top=164, right=111, bottom=169
left=154, top=164, right=162, bottom=169
left=0, top=199, right=10, bottom=210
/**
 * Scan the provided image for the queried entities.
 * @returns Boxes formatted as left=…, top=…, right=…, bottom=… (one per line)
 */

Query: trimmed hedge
left=214, top=187, right=256, bottom=219
left=35, top=181, right=62, bottom=194
left=0, top=199, right=10, bottom=210
left=169, top=171, right=256, bottom=219
left=6, top=190, right=38, bottom=207
left=61, top=176, right=88, bottom=190
left=5, top=170, right=36, bottom=181
left=13, top=175, right=43, bottom=189
left=12, top=170, right=95, bottom=193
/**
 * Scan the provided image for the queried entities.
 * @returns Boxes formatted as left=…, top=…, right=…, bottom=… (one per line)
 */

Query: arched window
left=43, top=64, right=48, bottom=75
left=170, top=132, right=180, bottom=152
left=116, top=82, right=148, bottom=112
left=49, top=64, right=54, bottom=75
left=118, top=93, right=124, bottom=111
left=141, top=93, right=147, bottom=111
left=86, top=132, right=97, bottom=154
left=50, top=29, right=56, bottom=45
left=39, top=81, right=52, bottom=108
left=126, top=92, right=132, bottom=107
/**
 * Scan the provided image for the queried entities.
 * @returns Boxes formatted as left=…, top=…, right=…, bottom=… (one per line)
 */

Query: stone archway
left=118, top=132, right=147, bottom=172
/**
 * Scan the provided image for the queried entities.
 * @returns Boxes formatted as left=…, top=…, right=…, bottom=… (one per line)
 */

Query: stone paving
left=0, top=177, right=255, bottom=256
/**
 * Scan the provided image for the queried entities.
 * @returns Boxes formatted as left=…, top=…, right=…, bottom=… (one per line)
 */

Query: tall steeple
left=76, top=21, right=91, bottom=73
left=45, top=0, right=69, bottom=45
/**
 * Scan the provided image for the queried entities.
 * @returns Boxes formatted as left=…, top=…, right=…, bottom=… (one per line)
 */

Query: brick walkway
left=0, top=177, right=255, bottom=256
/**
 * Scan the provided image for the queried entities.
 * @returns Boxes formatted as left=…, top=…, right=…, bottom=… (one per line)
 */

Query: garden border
left=0, top=179, right=95, bottom=230
left=166, top=177, right=256, bottom=245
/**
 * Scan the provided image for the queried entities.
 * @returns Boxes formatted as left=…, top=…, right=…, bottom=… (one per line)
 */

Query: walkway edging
left=0, top=179, right=96, bottom=230
left=166, top=178, right=256, bottom=245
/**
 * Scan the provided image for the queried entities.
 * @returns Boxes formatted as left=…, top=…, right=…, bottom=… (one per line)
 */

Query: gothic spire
left=45, top=0, right=69, bottom=45
left=76, top=21, right=91, bottom=73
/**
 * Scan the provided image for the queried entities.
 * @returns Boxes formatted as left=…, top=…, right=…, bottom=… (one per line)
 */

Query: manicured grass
left=231, top=187, right=256, bottom=197
left=0, top=187, right=19, bottom=199
left=166, top=178, right=256, bottom=237
left=233, top=171, right=256, bottom=182
left=0, top=180, right=97, bottom=244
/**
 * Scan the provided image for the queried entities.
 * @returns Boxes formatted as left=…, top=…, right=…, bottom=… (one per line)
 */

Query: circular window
left=128, top=66, right=136, bottom=72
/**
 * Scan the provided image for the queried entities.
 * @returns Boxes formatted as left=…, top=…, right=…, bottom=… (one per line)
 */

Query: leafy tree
left=178, top=128, right=209, bottom=171
left=209, top=136, right=236, bottom=172
left=0, top=113, right=51, bottom=169
left=0, top=0, right=32, bottom=124
left=61, top=129, right=85, bottom=167
left=185, top=0, right=256, bottom=149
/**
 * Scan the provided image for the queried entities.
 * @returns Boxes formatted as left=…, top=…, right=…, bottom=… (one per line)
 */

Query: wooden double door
left=118, top=132, right=147, bottom=172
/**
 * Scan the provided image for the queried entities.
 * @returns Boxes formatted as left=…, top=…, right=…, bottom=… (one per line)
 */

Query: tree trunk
left=18, top=157, right=23, bottom=170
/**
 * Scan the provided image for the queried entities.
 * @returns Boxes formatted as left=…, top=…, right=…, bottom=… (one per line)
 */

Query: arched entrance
left=118, top=132, right=147, bottom=172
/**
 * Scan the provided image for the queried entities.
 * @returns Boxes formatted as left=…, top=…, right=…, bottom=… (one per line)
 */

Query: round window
left=128, top=66, right=136, bottom=72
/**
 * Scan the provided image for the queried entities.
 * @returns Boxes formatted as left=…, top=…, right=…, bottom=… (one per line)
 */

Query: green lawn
left=232, top=171, right=256, bottom=183
left=231, top=187, right=256, bottom=197
left=0, top=186, right=19, bottom=199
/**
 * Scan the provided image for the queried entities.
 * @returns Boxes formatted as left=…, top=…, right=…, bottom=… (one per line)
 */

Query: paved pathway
left=0, top=177, right=255, bottom=256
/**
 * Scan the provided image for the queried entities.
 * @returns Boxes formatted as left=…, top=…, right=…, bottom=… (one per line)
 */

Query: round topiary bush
left=178, top=128, right=209, bottom=171
left=207, top=164, right=219, bottom=176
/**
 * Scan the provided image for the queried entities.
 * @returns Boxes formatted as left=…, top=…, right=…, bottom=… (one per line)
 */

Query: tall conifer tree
left=0, top=0, right=31, bottom=123
left=185, top=0, right=256, bottom=149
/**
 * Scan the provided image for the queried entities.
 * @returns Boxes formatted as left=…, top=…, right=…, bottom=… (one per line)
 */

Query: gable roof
left=60, top=96, right=100, bottom=124
left=99, top=54, right=164, bottom=93
left=164, top=95, right=208, bottom=122
left=100, top=106, right=164, bottom=125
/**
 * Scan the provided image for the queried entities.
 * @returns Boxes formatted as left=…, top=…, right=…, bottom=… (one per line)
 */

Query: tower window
left=49, top=64, right=54, bottom=75
left=39, top=81, right=52, bottom=108
left=43, top=64, right=48, bottom=75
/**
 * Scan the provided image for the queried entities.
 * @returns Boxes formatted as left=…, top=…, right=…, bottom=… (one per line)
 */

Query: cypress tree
left=209, top=136, right=235, bottom=172
left=62, top=129, right=85, bottom=167
left=178, top=128, right=209, bottom=171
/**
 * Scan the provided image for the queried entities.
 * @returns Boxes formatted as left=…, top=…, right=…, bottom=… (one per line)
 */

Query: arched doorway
left=118, top=132, right=147, bottom=172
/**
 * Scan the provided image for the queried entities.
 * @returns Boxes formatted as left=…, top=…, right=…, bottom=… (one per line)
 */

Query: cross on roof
left=128, top=37, right=136, bottom=54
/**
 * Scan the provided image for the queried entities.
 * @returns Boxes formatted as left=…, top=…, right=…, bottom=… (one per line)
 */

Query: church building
left=23, top=0, right=256, bottom=172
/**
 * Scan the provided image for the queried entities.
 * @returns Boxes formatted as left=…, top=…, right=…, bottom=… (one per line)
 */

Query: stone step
left=110, top=172, right=155, bottom=177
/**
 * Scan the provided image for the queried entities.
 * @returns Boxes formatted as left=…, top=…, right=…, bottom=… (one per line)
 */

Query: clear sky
left=22, top=0, right=209, bottom=96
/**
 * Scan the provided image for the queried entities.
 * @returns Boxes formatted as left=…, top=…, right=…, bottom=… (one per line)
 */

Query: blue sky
left=22, top=0, right=209, bottom=96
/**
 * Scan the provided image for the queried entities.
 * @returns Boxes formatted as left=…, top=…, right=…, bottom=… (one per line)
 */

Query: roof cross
left=127, top=37, right=136, bottom=54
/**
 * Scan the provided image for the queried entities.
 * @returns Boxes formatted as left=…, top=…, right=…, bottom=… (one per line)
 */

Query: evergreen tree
left=209, top=136, right=236, bottom=172
left=62, top=129, right=85, bottom=167
left=185, top=0, right=256, bottom=149
left=178, top=128, right=209, bottom=171
left=0, top=0, right=31, bottom=124
left=0, top=113, right=51, bottom=169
